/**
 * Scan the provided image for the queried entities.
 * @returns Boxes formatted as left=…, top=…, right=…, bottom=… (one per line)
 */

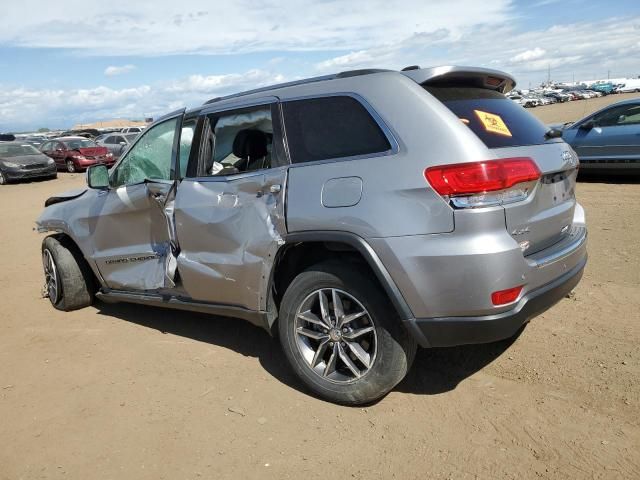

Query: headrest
left=232, top=129, right=268, bottom=159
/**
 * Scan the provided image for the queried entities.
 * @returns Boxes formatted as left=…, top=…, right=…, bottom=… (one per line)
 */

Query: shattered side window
left=204, top=107, right=274, bottom=176
left=112, top=118, right=177, bottom=187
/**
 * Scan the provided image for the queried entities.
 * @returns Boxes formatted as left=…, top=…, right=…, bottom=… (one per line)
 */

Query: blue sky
left=1, top=0, right=638, bottom=131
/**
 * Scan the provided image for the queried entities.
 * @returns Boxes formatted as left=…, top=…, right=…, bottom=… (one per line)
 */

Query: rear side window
left=282, top=96, right=391, bottom=163
left=425, top=86, right=550, bottom=148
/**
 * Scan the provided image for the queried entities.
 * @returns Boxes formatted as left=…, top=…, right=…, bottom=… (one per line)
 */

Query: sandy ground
left=1, top=100, right=640, bottom=479
left=530, top=92, right=640, bottom=125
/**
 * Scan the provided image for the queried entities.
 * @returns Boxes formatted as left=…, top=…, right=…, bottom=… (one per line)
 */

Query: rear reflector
left=424, top=158, right=541, bottom=197
left=491, top=285, right=523, bottom=306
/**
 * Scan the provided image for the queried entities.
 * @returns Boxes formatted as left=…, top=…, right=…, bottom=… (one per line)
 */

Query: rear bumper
left=404, top=256, right=586, bottom=347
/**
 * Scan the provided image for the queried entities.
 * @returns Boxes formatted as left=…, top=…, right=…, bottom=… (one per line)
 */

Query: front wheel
left=66, top=160, right=76, bottom=173
left=279, top=263, right=416, bottom=405
left=0, top=171, right=7, bottom=185
left=42, top=236, right=94, bottom=311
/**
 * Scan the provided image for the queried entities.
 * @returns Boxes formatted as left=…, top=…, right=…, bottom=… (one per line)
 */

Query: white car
left=616, top=80, right=640, bottom=93
left=120, top=126, right=146, bottom=134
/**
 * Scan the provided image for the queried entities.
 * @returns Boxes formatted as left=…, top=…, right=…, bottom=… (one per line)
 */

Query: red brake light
left=491, top=285, right=523, bottom=306
left=424, top=158, right=541, bottom=197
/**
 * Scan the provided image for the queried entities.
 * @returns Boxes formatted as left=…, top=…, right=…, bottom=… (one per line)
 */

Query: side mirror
left=579, top=120, right=595, bottom=130
left=119, top=141, right=127, bottom=145
left=87, top=164, right=110, bottom=189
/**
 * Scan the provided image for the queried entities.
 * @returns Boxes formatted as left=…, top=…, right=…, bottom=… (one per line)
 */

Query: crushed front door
left=89, top=111, right=185, bottom=291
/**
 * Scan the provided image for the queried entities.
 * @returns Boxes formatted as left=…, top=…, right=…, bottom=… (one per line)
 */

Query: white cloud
left=313, top=16, right=640, bottom=86
left=0, top=0, right=512, bottom=56
left=104, top=64, right=136, bottom=76
left=510, top=47, right=546, bottom=63
left=0, top=70, right=285, bottom=130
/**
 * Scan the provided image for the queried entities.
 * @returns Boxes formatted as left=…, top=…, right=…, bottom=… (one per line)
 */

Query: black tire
left=278, top=262, right=417, bottom=405
left=66, top=160, right=76, bottom=173
left=41, top=235, right=94, bottom=311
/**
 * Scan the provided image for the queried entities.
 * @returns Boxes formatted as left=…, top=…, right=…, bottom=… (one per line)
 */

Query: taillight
left=491, top=285, right=523, bottom=306
left=425, top=157, right=541, bottom=208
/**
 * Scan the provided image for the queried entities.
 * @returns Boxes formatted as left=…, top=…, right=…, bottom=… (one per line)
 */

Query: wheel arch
left=41, top=231, right=103, bottom=290
left=267, top=231, right=415, bottom=330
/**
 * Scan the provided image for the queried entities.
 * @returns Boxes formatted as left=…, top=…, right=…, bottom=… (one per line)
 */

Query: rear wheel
left=66, top=160, right=76, bottom=173
left=279, top=263, right=416, bottom=405
left=42, top=236, right=94, bottom=311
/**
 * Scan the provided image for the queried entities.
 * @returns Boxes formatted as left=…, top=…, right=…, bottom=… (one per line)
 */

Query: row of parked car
left=508, top=80, right=640, bottom=108
left=0, top=130, right=141, bottom=184
left=509, top=89, right=604, bottom=108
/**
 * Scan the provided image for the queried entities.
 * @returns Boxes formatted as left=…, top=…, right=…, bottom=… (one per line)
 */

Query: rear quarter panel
left=285, top=74, right=493, bottom=238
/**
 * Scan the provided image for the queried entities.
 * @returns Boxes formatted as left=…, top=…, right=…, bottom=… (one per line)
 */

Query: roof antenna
left=401, top=65, right=420, bottom=71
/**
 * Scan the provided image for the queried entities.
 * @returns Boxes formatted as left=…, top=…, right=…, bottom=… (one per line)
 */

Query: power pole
left=547, top=64, right=551, bottom=85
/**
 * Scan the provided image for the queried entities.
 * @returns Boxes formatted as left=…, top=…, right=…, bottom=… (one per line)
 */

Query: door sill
left=96, top=290, right=268, bottom=329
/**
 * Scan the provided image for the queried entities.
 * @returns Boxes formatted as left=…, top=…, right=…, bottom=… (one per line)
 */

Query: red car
left=40, top=136, right=115, bottom=173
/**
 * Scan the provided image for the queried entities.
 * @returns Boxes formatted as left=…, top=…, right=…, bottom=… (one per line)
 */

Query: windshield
left=63, top=139, right=97, bottom=149
left=0, top=143, right=42, bottom=157
left=425, top=86, right=553, bottom=148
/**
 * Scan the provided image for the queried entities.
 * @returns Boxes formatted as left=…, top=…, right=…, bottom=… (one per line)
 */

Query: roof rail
left=203, top=69, right=392, bottom=105
left=335, top=68, right=392, bottom=78
left=204, top=74, right=335, bottom=105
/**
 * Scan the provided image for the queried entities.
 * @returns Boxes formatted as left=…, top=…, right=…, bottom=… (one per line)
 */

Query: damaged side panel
left=37, top=182, right=180, bottom=292
left=174, top=168, right=287, bottom=312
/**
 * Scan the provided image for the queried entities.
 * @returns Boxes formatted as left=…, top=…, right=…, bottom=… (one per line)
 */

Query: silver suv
left=37, top=66, right=587, bottom=405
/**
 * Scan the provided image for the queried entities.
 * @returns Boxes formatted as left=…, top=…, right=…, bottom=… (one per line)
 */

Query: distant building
left=72, top=119, right=148, bottom=130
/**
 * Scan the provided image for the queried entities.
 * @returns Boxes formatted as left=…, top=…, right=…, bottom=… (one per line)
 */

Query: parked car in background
left=561, top=98, right=640, bottom=173
left=0, top=142, right=57, bottom=185
left=22, top=135, right=48, bottom=147
left=40, top=137, right=115, bottom=173
left=591, top=83, right=614, bottom=95
left=37, top=65, right=587, bottom=404
left=615, top=79, right=640, bottom=93
left=95, top=133, right=138, bottom=159
left=121, top=126, right=145, bottom=134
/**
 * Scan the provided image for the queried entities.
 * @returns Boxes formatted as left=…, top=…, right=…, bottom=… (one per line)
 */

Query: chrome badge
left=562, top=150, right=578, bottom=168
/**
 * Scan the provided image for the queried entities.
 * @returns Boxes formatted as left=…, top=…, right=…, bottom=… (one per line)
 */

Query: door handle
left=270, top=184, right=281, bottom=194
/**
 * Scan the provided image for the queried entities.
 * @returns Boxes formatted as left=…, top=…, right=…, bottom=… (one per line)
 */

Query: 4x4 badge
left=511, top=226, right=530, bottom=235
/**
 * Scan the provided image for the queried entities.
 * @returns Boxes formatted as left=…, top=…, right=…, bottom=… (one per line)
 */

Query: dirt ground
left=1, top=99, right=639, bottom=479
left=530, top=92, right=640, bottom=125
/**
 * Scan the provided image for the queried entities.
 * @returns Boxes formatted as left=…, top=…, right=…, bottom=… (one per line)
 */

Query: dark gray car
left=560, top=98, right=640, bottom=173
left=36, top=66, right=587, bottom=404
left=0, top=142, right=57, bottom=184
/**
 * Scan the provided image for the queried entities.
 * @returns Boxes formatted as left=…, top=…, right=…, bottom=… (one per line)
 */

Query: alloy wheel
left=66, top=161, right=75, bottom=173
left=42, top=249, right=60, bottom=303
left=294, top=288, right=378, bottom=383
left=0, top=171, right=6, bottom=185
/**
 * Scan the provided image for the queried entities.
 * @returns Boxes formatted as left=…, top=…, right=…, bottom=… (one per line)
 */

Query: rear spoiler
left=401, top=66, right=516, bottom=94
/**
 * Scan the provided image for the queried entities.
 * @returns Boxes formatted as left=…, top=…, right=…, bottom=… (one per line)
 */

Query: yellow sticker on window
left=474, top=110, right=512, bottom=137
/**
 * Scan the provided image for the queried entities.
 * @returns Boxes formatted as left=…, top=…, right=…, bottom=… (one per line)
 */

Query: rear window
left=282, top=96, right=391, bottom=163
left=425, top=86, right=550, bottom=148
